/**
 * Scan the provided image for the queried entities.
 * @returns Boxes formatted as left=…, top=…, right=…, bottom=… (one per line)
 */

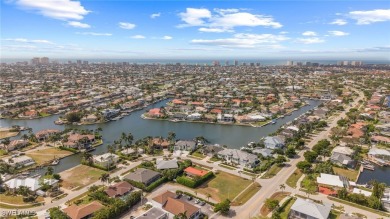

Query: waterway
left=357, top=165, right=390, bottom=185
left=1, top=99, right=322, bottom=174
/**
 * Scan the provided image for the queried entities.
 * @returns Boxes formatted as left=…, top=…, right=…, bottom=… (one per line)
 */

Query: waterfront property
left=368, top=147, right=390, bottom=166
left=2, top=155, right=35, bottom=169
left=123, top=168, right=161, bottom=186
left=217, top=148, right=259, bottom=168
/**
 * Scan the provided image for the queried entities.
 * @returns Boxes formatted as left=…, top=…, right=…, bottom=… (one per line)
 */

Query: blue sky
left=1, top=0, right=390, bottom=60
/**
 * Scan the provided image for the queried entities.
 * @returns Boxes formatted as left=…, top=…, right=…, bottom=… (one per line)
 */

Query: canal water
left=1, top=99, right=322, bottom=174
left=357, top=165, right=390, bottom=185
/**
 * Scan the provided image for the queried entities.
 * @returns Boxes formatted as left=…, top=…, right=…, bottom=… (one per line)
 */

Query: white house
left=263, top=136, right=285, bottom=150
left=93, top=153, right=119, bottom=167
left=2, top=155, right=35, bottom=169
left=217, top=148, right=259, bottom=168
left=317, top=173, right=350, bottom=189
left=5, top=177, right=41, bottom=191
left=289, top=198, right=331, bottom=219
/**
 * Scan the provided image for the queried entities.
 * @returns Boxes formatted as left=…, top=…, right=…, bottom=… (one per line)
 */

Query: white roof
left=93, top=153, right=119, bottom=160
left=332, top=146, right=354, bottom=155
left=352, top=188, right=372, bottom=197
left=368, top=148, right=390, bottom=156
left=286, top=126, right=299, bottom=131
left=317, top=173, right=344, bottom=187
left=291, top=198, right=331, bottom=219
left=5, top=177, right=41, bottom=191
left=156, top=158, right=178, bottom=170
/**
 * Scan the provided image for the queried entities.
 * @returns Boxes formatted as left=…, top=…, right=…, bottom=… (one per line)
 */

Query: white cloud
left=297, top=37, right=325, bottom=44
left=329, top=19, right=347, bottom=25
left=162, top=36, right=173, bottom=40
left=328, top=31, right=349, bottom=36
left=178, top=8, right=212, bottom=26
left=76, top=32, right=112, bottom=36
left=119, top=22, right=136, bottom=29
left=4, top=38, right=54, bottom=44
left=198, top=27, right=232, bottom=33
left=178, top=8, right=282, bottom=32
left=302, top=31, right=317, bottom=36
left=348, top=9, right=390, bottom=25
left=150, top=12, right=161, bottom=19
left=131, top=35, right=145, bottom=39
left=15, top=0, right=90, bottom=20
left=191, top=33, right=288, bottom=48
left=67, top=21, right=90, bottom=28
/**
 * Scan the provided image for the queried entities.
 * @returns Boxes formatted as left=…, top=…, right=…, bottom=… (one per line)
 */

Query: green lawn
left=0, top=194, right=44, bottom=205
left=195, top=171, right=252, bottom=203
left=209, top=157, right=221, bottom=162
left=218, top=163, right=236, bottom=170
left=279, top=197, right=296, bottom=219
left=300, top=174, right=318, bottom=194
left=232, top=182, right=261, bottom=206
left=332, top=167, right=359, bottom=181
left=286, top=169, right=303, bottom=188
left=191, top=151, right=206, bottom=159
left=26, top=147, right=73, bottom=165
left=261, top=164, right=283, bottom=179
left=60, top=165, right=106, bottom=190
left=328, top=196, right=390, bottom=217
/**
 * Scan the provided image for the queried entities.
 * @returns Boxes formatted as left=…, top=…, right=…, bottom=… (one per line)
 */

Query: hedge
left=177, top=190, right=215, bottom=206
left=177, top=171, right=214, bottom=188
left=81, top=160, right=117, bottom=171
left=124, top=176, right=167, bottom=192
left=59, top=146, right=78, bottom=153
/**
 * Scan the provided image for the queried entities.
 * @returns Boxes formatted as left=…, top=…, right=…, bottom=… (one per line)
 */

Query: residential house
left=156, top=158, right=178, bottom=170
left=104, top=181, right=133, bottom=198
left=184, top=167, right=209, bottom=178
left=217, top=148, right=259, bottom=168
left=101, top=108, right=120, bottom=118
left=252, top=148, right=273, bottom=158
left=174, top=140, right=197, bottom=152
left=135, top=207, right=168, bottom=219
left=35, top=129, right=61, bottom=141
left=92, top=153, right=119, bottom=167
left=330, top=146, right=355, bottom=168
left=64, top=133, right=95, bottom=149
left=3, top=155, right=35, bottom=168
left=123, top=168, right=161, bottom=186
left=368, top=147, right=390, bottom=166
left=200, top=144, right=224, bottom=156
left=217, top=114, right=234, bottom=122
left=289, top=198, right=331, bottom=219
left=1, top=139, right=28, bottom=151
left=5, top=177, right=41, bottom=192
left=263, top=136, right=285, bottom=150
left=371, top=135, right=390, bottom=144
left=152, top=191, right=201, bottom=219
left=81, top=114, right=98, bottom=123
left=63, top=201, right=104, bottom=219
left=152, top=138, right=170, bottom=149
left=317, top=173, right=350, bottom=190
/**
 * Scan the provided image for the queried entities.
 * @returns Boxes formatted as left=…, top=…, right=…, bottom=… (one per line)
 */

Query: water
left=357, top=165, right=390, bottom=185
left=1, top=99, right=322, bottom=174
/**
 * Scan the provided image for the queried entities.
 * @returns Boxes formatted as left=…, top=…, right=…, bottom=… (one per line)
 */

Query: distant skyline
left=1, top=0, right=390, bottom=60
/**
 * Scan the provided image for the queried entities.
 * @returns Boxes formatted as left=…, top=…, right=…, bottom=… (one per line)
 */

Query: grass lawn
left=0, top=149, right=8, bottom=156
left=232, top=182, right=261, bottom=206
left=329, top=210, right=341, bottom=219
left=0, top=194, right=44, bottom=205
left=300, top=174, right=318, bottom=194
left=209, top=157, right=221, bottom=162
left=191, top=151, right=206, bottom=159
left=60, top=165, right=106, bottom=190
left=194, top=171, right=252, bottom=203
left=332, top=167, right=359, bottom=181
left=328, top=196, right=390, bottom=217
left=286, top=169, right=303, bottom=188
left=0, top=131, right=19, bottom=139
left=279, top=197, right=296, bottom=219
left=218, top=163, right=236, bottom=170
left=260, top=192, right=291, bottom=216
left=261, top=164, right=283, bottom=179
left=26, top=147, right=73, bottom=165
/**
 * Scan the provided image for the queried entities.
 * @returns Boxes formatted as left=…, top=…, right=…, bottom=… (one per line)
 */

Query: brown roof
left=104, top=181, right=133, bottom=197
left=63, top=201, right=104, bottom=219
left=153, top=191, right=199, bottom=218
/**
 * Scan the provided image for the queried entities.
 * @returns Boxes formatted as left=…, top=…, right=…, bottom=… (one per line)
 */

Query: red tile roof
left=63, top=201, right=104, bottom=219
left=184, top=167, right=208, bottom=177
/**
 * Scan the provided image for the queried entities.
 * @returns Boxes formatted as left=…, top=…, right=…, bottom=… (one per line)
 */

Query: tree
left=82, top=152, right=93, bottom=165
left=285, top=147, right=296, bottom=158
left=214, top=199, right=231, bottom=215
left=272, top=211, right=282, bottom=219
left=99, top=173, right=110, bottom=185
left=303, top=151, right=318, bottom=163
left=337, top=187, right=348, bottom=200
left=371, top=180, right=386, bottom=199
left=279, top=184, right=286, bottom=193
left=46, top=166, right=54, bottom=176
left=206, top=193, right=211, bottom=201
left=265, top=198, right=279, bottom=211
left=17, top=186, right=31, bottom=196
left=174, top=212, right=188, bottom=219
left=296, top=161, right=312, bottom=173
left=65, top=112, right=82, bottom=123
left=337, top=118, right=348, bottom=127
left=49, top=207, right=70, bottom=219
left=275, top=155, right=286, bottom=166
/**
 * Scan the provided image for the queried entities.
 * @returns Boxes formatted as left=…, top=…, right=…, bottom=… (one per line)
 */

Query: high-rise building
left=40, top=57, right=49, bottom=64
left=212, top=61, right=220, bottom=66
left=77, top=60, right=82, bottom=65
left=83, top=61, right=88, bottom=65
left=234, top=60, right=239, bottom=66
left=286, top=60, right=293, bottom=66
left=343, top=61, right=349, bottom=66
left=31, top=57, right=40, bottom=65
left=351, top=61, right=363, bottom=66
left=225, top=61, right=229, bottom=66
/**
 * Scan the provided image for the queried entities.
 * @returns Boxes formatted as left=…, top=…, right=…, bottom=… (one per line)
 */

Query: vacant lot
left=0, top=131, right=19, bottom=139
left=60, top=165, right=106, bottom=190
left=0, top=194, right=44, bottom=205
left=26, top=147, right=73, bottom=165
left=261, top=164, right=283, bottom=179
left=260, top=192, right=291, bottom=216
left=333, top=167, right=359, bottom=181
left=195, top=171, right=252, bottom=203
left=232, top=182, right=261, bottom=206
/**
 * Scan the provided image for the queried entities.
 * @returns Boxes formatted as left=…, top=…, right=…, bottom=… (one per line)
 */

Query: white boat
left=51, top=159, right=60, bottom=166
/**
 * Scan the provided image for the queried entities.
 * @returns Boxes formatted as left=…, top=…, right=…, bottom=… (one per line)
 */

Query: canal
left=1, top=99, right=322, bottom=174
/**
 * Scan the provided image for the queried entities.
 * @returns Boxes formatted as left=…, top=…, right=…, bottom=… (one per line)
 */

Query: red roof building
left=184, top=167, right=208, bottom=177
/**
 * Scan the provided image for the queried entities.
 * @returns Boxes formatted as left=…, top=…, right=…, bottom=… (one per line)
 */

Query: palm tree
left=126, top=132, right=134, bottom=146
left=120, top=132, right=127, bottom=145
left=99, top=173, right=110, bottom=185
left=82, top=152, right=93, bottom=165
left=174, top=211, right=188, bottom=219
left=279, top=184, right=286, bottom=193
left=206, top=193, right=211, bottom=201
left=46, top=166, right=54, bottom=176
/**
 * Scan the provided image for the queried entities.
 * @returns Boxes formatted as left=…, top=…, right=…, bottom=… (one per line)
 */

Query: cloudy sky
left=1, top=0, right=390, bottom=60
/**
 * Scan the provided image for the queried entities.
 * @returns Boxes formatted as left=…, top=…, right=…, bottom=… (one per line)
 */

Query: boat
left=363, top=164, right=375, bottom=171
left=111, top=116, right=123, bottom=121
left=271, top=119, right=277, bottom=124
left=280, top=115, right=285, bottom=118
left=51, top=159, right=60, bottom=166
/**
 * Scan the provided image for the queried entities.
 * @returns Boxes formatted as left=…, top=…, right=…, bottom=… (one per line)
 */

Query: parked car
left=195, top=199, right=200, bottom=204
left=187, top=195, right=193, bottom=200
left=199, top=201, right=206, bottom=206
